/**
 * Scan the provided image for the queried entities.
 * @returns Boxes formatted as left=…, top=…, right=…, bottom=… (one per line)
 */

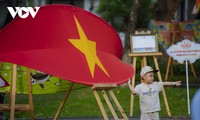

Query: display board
left=130, top=34, right=158, bottom=53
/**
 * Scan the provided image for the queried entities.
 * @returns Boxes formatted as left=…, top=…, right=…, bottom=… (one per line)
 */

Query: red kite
left=0, top=4, right=134, bottom=85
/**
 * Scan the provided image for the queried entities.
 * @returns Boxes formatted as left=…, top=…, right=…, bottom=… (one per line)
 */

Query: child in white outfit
left=127, top=66, right=181, bottom=120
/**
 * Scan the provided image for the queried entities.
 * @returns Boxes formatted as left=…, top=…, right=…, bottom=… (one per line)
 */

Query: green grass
left=2, top=80, right=199, bottom=119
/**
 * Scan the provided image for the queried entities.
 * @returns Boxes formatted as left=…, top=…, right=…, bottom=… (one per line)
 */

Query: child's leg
left=140, top=112, right=159, bottom=120
left=150, top=112, right=159, bottom=120
left=140, top=113, right=151, bottom=120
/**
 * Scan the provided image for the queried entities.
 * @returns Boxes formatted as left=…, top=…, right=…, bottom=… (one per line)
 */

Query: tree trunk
left=122, top=0, right=140, bottom=63
left=151, top=0, right=183, bottom=21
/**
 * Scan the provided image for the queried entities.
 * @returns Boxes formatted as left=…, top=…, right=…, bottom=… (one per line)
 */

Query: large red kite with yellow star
left=0, top=4, right=134, bottom=85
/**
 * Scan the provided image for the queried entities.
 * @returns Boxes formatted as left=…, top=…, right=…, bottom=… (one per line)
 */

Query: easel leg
left=109, top=90, right=128, bottom=120
left=93, top=90, right=108, bottom=120
left=190, top=64, right=197, bottom=78
left=54, top=82, right=74, bottom=120
left=10, top=64, right=17, bottom=120
left=93, top=85, right=128, bottom=120
left=101, top=90, right=118, bottom=120
left=130, top=57, right=137, bottom=116
left=153, top=56, right=171, bottom=116
left=166, top=57, right=197, bottom=79
left=26, top=68, right=34, bottom=120
left=161, top=89, right=171, bottom=116
left=142, top=56, right=147, bottom=66
left=141, top=57, right=147, bottom=82
left=165, top=57, right=172, bottom=81
left=170, top=60, right=174, bottom=76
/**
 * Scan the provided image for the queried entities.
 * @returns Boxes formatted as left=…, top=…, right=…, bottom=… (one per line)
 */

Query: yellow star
left=68, top=16, right=110, bottom=78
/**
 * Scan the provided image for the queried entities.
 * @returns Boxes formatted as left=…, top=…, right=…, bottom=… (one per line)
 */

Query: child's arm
left=163, top=81, right=181, bottom=86
left=127, top=79, right=137, bottom=95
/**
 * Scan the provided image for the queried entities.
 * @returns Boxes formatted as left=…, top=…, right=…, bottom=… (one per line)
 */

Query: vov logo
left=7, top=7, right=40, bottom=19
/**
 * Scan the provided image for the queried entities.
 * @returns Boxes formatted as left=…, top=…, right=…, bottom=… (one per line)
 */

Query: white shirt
left=135, top=82, right=163, bottom=113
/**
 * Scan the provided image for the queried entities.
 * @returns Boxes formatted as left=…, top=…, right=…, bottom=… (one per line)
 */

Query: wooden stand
left=54, top=83, right=128, bottom=120
left=54, top=82, right=74, bottom=120
left=0, top=64, right=34, bottom=120
left=92, top=84, right=128, bottom=120
left=165, top=58, right=197, bottom=80
left=165, top=22, right=197, bottom=80
left=128, top=52, right=171, bottom=117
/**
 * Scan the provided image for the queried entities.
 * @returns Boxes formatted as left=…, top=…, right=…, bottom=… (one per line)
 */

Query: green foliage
left=18, top=0, right=34, bottom=6
left=137, top=0, right=154, bottom=28
left=96, top=0, right=154, bottom=31
left=96, top=0, right=132, bottom=31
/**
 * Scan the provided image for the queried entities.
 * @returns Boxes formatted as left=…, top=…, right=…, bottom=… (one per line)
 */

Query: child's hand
left=175, top=81, right=181, bottom=86
left=127, top=79, right=131, bottom=85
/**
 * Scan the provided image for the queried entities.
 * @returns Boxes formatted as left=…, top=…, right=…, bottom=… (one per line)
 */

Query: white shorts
left=140, top=112, right=159, bottom=120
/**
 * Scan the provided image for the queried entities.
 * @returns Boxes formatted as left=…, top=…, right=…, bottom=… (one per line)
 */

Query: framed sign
left=130, top=34, right=158, bottom=53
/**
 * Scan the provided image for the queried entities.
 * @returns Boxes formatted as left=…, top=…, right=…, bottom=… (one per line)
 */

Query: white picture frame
left=130, top=34, right=158, bottom=53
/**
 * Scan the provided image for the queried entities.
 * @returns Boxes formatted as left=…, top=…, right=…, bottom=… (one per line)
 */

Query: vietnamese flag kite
left=0, top=4, right=134, bottom=85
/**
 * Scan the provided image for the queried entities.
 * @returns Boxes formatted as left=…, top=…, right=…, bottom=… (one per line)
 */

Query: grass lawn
left=2, top=75, right=199, bottom=119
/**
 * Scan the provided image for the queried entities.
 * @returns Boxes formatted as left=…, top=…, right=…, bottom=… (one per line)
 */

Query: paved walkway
left=14, top=116, right=191, bottom=120
left=57, top=117, right=191, bottom=120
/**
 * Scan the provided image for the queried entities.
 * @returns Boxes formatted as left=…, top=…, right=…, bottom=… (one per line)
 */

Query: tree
left=96, top=0, right=183, bottom=63
left=122, top=0, right=140, bottom=62
left=96, top=0, right=132, bottom=31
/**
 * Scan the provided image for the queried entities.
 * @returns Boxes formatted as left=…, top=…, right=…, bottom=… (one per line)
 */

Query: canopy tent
left=0, top=4, right=134, bottom=86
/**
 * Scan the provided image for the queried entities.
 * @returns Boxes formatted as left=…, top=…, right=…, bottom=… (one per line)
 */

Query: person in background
left=191, top=88, right=200, bottom=120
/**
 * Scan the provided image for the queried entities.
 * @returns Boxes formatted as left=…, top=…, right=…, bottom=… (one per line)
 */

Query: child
left=127, top=66, right=181, bottom=120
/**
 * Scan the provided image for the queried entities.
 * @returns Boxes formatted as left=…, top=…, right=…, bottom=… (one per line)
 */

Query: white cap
left=140, top=66, right=159, bottom=77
